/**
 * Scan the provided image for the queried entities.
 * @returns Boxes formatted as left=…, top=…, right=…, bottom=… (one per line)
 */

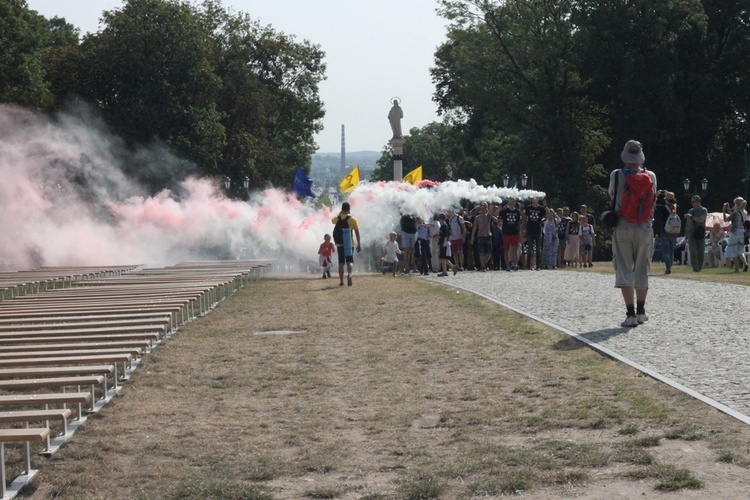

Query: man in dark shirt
left=500, top=198, right=522, bottom=271
left=524, top=197, right=547, bottom=271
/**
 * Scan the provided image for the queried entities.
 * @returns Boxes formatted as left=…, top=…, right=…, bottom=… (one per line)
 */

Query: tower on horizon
left=340, top=124, right=346, bottom=175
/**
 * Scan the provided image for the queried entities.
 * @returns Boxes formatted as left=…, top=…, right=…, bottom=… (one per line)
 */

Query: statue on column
left=388, top=98, right=403, bottom=140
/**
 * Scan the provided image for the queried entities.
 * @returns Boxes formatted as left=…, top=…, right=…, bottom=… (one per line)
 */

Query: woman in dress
left=563, top=212, right=581, bottom=267
left=723, top=197, right=748, bottom=272
left=541, top=207, right=560, bottom=269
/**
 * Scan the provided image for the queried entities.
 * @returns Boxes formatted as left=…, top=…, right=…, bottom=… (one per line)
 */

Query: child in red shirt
left=318, top=234, right=335, bottom=279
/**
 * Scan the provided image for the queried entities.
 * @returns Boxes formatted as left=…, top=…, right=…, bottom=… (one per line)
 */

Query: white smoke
left=0, top=104, right=544, bottom=272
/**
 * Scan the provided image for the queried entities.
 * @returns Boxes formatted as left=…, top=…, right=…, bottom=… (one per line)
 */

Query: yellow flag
left=403, top=166, right=423, bottom=185
left=339, top=166, right=360, bottom=193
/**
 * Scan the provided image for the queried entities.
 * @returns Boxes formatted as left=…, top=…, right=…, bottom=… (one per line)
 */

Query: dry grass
left=12, top=273, right=750, bottom=499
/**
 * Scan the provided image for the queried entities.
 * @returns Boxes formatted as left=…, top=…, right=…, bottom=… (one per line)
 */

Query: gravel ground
left=423, top=268, right=750, bottom=422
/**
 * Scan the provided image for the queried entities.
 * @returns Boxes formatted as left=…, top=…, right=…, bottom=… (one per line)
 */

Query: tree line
left=0, top=0, right=325, bottom=195
left=3, top=0, right=749, bottom=213
left=373, top=0, right=750, bottom=215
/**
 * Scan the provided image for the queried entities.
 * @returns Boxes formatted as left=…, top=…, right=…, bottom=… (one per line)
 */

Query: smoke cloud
left=0, top=104, right=544, bottom=272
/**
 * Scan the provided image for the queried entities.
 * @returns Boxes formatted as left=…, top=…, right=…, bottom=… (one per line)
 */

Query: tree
left=0, top=0, right=78, bottom=110
left=75, top=0, right=225, bottom=181
left=202, top=2, right=325, bottom=189
left=433, top=0, right=610, bottom=209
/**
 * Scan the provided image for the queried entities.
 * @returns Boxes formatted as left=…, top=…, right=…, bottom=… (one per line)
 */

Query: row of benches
left=0, top=260, right=270, bottom=499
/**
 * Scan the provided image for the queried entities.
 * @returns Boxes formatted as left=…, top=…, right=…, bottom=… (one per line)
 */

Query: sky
left=26, top=0, right=450, bottom=153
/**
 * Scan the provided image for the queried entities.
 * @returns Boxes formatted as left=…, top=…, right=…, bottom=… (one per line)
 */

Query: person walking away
left=332, top=202, right=362, bottom=286
left=447, top=209, right=466, bottom=271
left=437, top=213, right=459, bottom=276
left=399, top=211, right=418, bottom=273
left=722, top=197, right=747, bottom=272
left=609, top=140, right=656, bottom=327
left=500, top=198, right=522, bottom=271
left=470, top=203, right=495, bottom=271
left=685, top=195, right=708, bottom=272
left=542, top=207, right=560, bottom=269
left=381, top=231, right=402, bottom=276
left=318, top=234, right=335, bottom=279
left=524, top=197, right=546, bottom=270
left=415, top=216, right=432, bottom=275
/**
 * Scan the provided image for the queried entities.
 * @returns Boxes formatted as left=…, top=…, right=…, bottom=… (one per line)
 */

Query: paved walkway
left=424, top=269, right=750, bottom=424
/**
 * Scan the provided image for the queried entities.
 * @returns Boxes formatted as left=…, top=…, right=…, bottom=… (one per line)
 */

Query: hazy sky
left=26, top=0, right=449, bottom=153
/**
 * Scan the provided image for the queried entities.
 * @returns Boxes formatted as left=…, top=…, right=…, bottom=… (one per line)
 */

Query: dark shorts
left=476, top=236, right=492, bottom=255
left=337, top=248, right=353, bottom=265
left=527, top=233, right=543, bottom=254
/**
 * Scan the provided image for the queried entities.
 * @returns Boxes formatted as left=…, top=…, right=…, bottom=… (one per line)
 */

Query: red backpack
left=618, top=168, right=655, bottom=224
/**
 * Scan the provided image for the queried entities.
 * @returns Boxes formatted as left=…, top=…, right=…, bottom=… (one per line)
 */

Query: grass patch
left=625, top=464, right=703, bottom=491
left=24, top=274, right=750, bottom=498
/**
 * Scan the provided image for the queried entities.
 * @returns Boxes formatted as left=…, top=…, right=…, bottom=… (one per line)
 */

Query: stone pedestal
left=390, top=137, right=405, bottom=181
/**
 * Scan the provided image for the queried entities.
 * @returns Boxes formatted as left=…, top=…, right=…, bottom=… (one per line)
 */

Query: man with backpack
left=331, top=202, right=361, bottom=286
left=608, top=140, right=657, bottom=327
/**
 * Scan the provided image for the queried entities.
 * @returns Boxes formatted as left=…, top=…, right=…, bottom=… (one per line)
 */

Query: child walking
left=382, top=231, right=402, bottom=276
left=318, top=234, right=335, bottom=279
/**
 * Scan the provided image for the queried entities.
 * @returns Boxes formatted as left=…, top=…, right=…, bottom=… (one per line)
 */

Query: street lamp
left=224, top=176, right=231, bottom=191
left=683, top=177, right=708, bottom=195
left=243, top=176, right=250, bottom=191
left=502, top=173, right=510, bottom=188
left=520, top=173, right=534, bottom=190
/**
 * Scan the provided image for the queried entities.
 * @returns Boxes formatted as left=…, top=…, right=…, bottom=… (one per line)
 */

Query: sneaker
left=620, top=316, right=638, bottom=328
left=636, top=313, right=649, bottom=324
left=505, top=268, right=511, bottom=272
left=322, top=273, right=327, bottom=279
left=339, top=281, right=344, bottom=286
left=437, top=272, right=448, bottom=276
left=347, top=275, right=352, bottom=286
left=326, top=271, right=331, bottom=278
left=665, top=269, right=671, bottom=275
left=621, top=316, right=638, bottom=327
left=382, top=269, right=387, bottom=275
left=452, top=265, right=459, bottom=276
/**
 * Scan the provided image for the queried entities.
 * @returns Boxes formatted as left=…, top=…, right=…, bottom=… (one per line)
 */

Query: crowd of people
left=372, top=199, right=602, bottom=277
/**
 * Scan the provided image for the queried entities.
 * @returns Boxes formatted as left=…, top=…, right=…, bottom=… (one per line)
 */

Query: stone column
left=390, top=137, right=405, bottom=181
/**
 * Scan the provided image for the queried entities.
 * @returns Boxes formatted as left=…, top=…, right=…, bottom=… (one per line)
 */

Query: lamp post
left=502, top=173, right=533, bottom=190
left=224, top=176, right=231, bottom=192
left=683, top=177, right=708, bottom=208
left=243, top=176, right=250, bottom=191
